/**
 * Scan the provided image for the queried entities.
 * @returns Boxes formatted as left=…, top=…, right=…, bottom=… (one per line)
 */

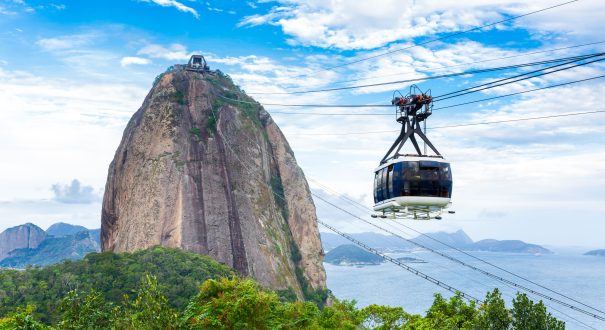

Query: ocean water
left=325, top=250, right=605, bottom=330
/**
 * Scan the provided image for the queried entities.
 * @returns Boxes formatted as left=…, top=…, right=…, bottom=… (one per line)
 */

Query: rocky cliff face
left=0, top=223, right=46, bottom=260
left=101, top=66, right=326, bottom=298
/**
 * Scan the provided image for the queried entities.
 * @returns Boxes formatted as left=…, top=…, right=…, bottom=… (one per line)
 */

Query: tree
left=512, top=293, right=564, bottom=330
left=417, top=293, right=478, bottom=329
left=182, top=277, right=282, bottom=329
left=58, top=289, right=116, bottom=330
left=126, top=275, right=180, bottom=330
left=0, top=305, right=50, bottom=330
left=476, top=289, right=512, bottom=330
left=360, top=304, right=410, bottom=330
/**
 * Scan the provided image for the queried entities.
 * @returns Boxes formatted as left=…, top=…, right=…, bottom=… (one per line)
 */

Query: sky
left=1, top=0, right=604, bottom=248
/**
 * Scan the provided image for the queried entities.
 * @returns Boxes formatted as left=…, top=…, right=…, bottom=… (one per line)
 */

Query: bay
left=325, top=250, right=605, bottom=330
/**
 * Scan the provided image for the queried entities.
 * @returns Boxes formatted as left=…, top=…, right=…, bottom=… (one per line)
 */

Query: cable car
left=373, top=86, right=453, bottom=220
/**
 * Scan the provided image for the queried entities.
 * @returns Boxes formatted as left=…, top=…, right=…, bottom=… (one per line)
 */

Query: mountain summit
left=101, top=65, right=326, bottom=298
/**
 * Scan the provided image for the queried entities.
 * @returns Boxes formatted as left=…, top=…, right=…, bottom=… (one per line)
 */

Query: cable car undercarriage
left=373, top=86, right=454, bottom=220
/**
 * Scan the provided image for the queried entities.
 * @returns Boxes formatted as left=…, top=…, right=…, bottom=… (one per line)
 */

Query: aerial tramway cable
left=317, top=219, right=482, bottom=304
left=309, top=178, right=605, bottom=319
left=246, top=52, right=603, bottom=95
left=310, top=192, right=605, bottom=322
left=303, top=40, right=605, bottom=87
left=433, top=74, right=605, bottom=111
left=286, top=109, right=605, bottom=136
left=263, top=75, right=605, bottom=118
left=218, top=64, right=605, bottom=109
left=311, top=189, right=599, bottom=330
left=431, top=55, right=605, bottom=101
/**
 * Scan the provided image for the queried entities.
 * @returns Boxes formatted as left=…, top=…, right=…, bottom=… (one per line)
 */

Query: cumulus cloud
left=141, top=0, right=199, bottom=18
left=239, top=0, right=604, bottom=50
left=239, top=0, right=502, bottom=50
left=51, top=179, right=100, bottom=204
left=120, top=56, right=151, bottom=67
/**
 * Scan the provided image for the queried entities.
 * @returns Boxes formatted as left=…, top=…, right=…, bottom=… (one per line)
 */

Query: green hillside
left=0, top=246, right=565, bottom=329
left=0, top=246, right=233, bottom=324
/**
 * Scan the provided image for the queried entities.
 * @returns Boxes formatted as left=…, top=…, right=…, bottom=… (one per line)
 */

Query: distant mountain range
left=324, top=244, right=384, bottom=265
left=584, top=249, right=605, bottom=256
left=0, top=222, right=100, bottom=268
left=320, top=229, right=552, bottom=254
left=0, top=223, right=553, bottom=268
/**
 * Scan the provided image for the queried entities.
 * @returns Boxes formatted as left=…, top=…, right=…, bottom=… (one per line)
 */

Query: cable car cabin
left=373, top=156, right=452, bottom=219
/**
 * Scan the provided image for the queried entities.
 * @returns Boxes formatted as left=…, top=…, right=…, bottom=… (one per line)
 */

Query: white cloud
left=141, top=0, right=199, bottom=18
left=207, top=53, right=343, bottom=106
left=239, top=0, right=605, bottom=50
left=37, top=34, right=94, bottom=51
left=239, top=0, right=502, bottom=50
left=137, top=43, right=192, bottom=61
left=0, top=6, right=17, bottom=15
left=52, top=179, right=100, bottom=204
left=0, top=67, right=147, bottom=203
left=50, top=4, right=66, bottom=10
left=120, top=56, right=151, bottom=67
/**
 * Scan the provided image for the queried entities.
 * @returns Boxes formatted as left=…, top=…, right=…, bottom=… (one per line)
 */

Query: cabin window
left=390, top=161, right=452, bottom=198
left=387, top=165, right=394, bottom=199
left=381, top=167, right=388, bottom=200
left=376, top=169, right=384, bottom=201
left=374, top=171, right=380, bottom=202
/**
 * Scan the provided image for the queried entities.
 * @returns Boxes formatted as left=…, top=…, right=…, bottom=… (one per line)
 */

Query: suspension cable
left=311, top=189, right=599, bottom=329
left=433, top=74, right=605, bottom=111
left=311, top=192, right=605, bottom=321
left=246, top=53, right=601, bottom=95
left=285, top=109, right=605, bottom=136
left=308, top=41, right=605, bottom=87
left=219, top=72, right=605, bottom=109
left=309, top=179, right=605, bottom=319
left=432, top=55, right=605, bottom=101
left=317, top=219, right=482, bottom=303
left=308, top=182, right=600, bottom=330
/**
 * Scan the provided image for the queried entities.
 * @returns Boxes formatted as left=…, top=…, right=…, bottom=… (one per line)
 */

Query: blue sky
left=1, top=0, right=605, bottom=247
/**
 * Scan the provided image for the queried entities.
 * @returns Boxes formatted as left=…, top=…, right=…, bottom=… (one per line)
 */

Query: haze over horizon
left=1, top=0, right=605, bottom=247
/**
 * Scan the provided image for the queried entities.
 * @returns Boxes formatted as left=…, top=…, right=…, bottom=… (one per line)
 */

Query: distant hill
left=0, top=230, right=100, bottom=268
left=0, top=246, right=234, bottom=324
left=0, top=223, right=46, bottom=260
left=321, top=230, right=551, bottom=254
left=584, top=249, right=605, bottom=256
left=412, top=230, right=473, bottom=247
left=88, top=228, right=101, bottom=246
left=321, top=232, right=415, bottom=251
left=470, top=239, right=552, bottom=254
left=46, top=222, right=88, bottom=237
left=0, top=222, right=101, bottom=268
left=325, top=244, right=383, bottom=265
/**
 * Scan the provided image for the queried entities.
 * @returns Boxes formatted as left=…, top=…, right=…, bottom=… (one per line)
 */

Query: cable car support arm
left=381, top=86, right=441, bottom=164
